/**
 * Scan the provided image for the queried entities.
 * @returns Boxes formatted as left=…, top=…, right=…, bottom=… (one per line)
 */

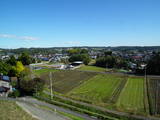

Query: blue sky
left=0, top=0, right=160, bottom=48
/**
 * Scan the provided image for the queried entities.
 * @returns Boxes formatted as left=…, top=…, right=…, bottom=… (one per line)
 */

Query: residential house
left=0, top=75, right=12, bottom=97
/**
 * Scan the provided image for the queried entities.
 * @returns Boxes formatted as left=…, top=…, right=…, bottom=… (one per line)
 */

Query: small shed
left=71, top=61, right=83, bottom=66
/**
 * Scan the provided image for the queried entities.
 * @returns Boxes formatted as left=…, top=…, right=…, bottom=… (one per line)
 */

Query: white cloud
left=65, top=41, right=81, bottom=45
left=19, top=36, right=39, bottom=41
left=0, top=34, right=39, bottom=41
left=0, top=34, right=16, bottom=38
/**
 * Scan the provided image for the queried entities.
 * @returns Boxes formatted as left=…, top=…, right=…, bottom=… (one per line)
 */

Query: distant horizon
left=1, top=45, right=160, bottom=49
left=1, top=0, right=160, bottom=48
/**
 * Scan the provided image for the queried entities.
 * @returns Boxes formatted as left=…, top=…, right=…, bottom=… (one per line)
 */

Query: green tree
left=147, top=54, right=160, bottom=75
left=67, top=49, right=81, bottom=56
left=14, top=61, right=25, bottom=77
left=20, top=77, right=45, bottom=95
left=80, top=49, right=88, bottom=54
left=95, top=57, right=106, bottom=67
left=8, top=67, right=17, bottom=77
left=10, top=61, right=25, bottom=89
left=0, top=60, right=11, bottom=75
left=6, top=55, right=17, bottom=66
left=116, top=57, right=128, bottom=69
left=95, top=56, right=116, bottom=68
left=18, top=53, right=32, bottom=65
left=104, top=51, right=112, bottom=56
left=69, top=54, right=90, bottom=65
left=95, top=55, right=128, bottom=69
left=81, top=54, right=90, bottom=65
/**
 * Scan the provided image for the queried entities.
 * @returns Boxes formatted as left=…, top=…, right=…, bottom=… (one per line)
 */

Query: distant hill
left=0, top=46, right=160, bottom=55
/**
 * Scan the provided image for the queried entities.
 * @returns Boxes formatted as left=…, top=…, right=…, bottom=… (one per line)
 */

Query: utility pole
left=106, top=63, right=107, bottom=72
left=145, top=65, right=147, bottom=82
left=30, top=65, right=37, bottom=96
left=155, top=79, right=159, bottom=115
left=50, top=72, right=53, bottom=100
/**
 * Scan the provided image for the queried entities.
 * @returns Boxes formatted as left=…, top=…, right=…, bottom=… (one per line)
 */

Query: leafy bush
left=8, top=90, right=20, bottom=98
left=20, top=77, right=45, bottom=95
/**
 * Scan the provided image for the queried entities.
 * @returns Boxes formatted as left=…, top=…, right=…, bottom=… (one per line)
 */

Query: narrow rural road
left=18, top=97, right=96, bottom=120
left=17, top=101, right=69, bottom=120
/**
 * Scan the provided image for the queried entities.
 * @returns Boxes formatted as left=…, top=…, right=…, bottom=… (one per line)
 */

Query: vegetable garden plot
left=147, top=77, right=160, bottom=115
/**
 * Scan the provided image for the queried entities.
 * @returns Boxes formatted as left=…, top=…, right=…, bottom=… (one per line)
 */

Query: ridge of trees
left=95, top=51, right=128, bottom=69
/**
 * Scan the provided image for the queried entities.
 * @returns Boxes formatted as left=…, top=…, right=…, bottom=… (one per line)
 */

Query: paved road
left=17, top=101, right=69, bottom=120
left=18, top=97, right=96, bottom=120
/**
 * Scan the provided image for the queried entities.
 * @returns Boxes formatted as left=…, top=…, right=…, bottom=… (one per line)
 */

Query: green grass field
left=34, top=68, right=58, bottom=75
left=78, top=65, right=108, bottom=72
left=88, top=59, right=96, bottom=65
left=0, top=100, right=36, bottom=120
left=116, top=77, right=145, bottom=114
left=68, top=74, right=123, bottom=103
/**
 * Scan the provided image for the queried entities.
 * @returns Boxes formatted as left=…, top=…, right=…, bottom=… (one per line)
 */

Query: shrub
left=8, top=90, right=20, bottom=98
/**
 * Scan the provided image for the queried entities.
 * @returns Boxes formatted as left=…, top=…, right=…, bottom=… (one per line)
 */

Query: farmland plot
left=78, top=65, right=107, bottom=72
left=40, top=70, right=97, bottom=94
left=68, top=74, right=124, bottom=103
left=109, top=75, right=128, bottom=104
left=147, top=77, right=160, bottom=115
left=116, top=77, right=145, bottom=114
left=34, top=68, right=58, bottom=75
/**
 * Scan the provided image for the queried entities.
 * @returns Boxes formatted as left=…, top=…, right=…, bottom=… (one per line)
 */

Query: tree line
left=95, top=51, right=128, bottom=69
left=0, top=53, right=45, bottom=97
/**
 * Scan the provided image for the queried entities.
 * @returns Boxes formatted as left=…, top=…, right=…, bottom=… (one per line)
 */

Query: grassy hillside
left=0, top=100, right=36, bottom=120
